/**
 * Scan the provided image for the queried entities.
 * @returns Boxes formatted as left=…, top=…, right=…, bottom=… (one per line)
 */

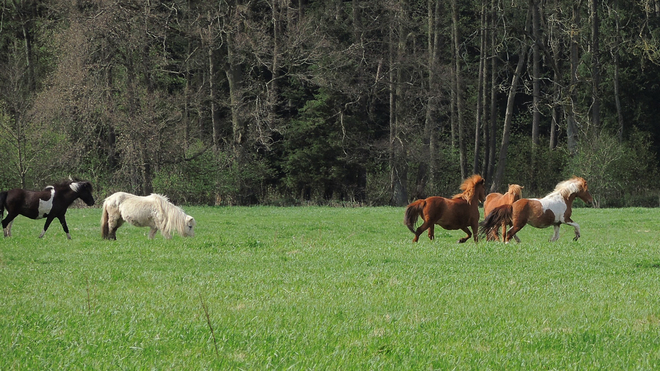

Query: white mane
left=548, top=178, right=584, bottom=199
left=148, top=194, right=196, bottom=237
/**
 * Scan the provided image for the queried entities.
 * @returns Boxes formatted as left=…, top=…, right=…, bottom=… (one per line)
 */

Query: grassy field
left=1, top=206, right=659, bottom=369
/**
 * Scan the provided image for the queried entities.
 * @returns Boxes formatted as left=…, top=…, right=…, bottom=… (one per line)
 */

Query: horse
left=483, top=184, right=524, bottom=242
left=404, top=174, right=486, bottom=243
left=101, top=192, right=196, bottom=240
left=480, top=177, right=592, bottom=242
left=0, top=180, right=95, bottom=239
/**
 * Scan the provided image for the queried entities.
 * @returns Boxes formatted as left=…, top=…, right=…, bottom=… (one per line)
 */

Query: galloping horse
left=483, top=184, right=524, bottom=242
left=404, top=174, right=486, bottom=243
left=0, top=180, right=95, bottom=239
left=480, top=177, right=592, bottom=242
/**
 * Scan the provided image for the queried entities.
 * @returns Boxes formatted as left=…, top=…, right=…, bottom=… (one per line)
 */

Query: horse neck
left=57, top=187, right=79, bottom=205
left=468, top=192, right=482, bottom=207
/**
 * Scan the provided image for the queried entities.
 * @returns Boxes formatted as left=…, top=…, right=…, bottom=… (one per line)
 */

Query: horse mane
left=51, top=179, right=92, bottom=193
left=150, top=193, right=191, bottom=236
left=453, top=174, right=484, bottom=203
left=551, top=177, right=587, bottom=199
left=506, top=184, right=524, bottom=198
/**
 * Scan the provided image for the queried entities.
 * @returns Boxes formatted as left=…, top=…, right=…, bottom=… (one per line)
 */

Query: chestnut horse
left=0, top=180, right=95, bottom=239
left=483, top=184, right=524, bottom=242
left=480, top=177, right=592, bottom=242
left=404, top=174, right=486, bottom=243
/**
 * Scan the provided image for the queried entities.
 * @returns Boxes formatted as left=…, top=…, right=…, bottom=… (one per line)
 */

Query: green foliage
left=153, top=144, right=274, bottom=205
left=3, top=207, right=660, bottom=368
left=280, top=90, right=347, bottom=200
left=566, top=130, right=659, bottom=207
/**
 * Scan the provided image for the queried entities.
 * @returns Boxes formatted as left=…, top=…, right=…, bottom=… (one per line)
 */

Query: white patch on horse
left=70, top=182, right=81, bottom=193
left=38, top=187, right=55, bottom=219
left=536, top=193, right=567, bottom=223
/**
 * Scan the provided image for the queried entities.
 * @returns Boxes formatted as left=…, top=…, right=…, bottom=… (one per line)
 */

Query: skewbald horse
left=404, top=175, right=486, bottom=243
left=480, top=177, right=592, bottom=242
left=483, top=184, right=524, bottom=242
left=0, top=180, right=95, bottom=239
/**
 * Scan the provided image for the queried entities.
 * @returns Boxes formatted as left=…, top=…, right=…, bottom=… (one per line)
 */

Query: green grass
left=1, top=206, right=660, bottom=369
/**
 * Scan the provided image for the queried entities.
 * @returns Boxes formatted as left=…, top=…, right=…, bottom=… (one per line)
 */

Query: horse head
left=184, top=215, right=196, bottom=237
left=458, top=174, right=486, bottom=204
left=507, top=184, right=524, bottom=200
left=72, top=181, right=95, bottom=206
left=575, top=177, right=593, bottom=205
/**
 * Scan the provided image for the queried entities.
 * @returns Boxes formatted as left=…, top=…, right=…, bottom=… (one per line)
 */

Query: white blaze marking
left=70, top=182, right=80, bottom=192
left=38, top=187, right=55, bottom=218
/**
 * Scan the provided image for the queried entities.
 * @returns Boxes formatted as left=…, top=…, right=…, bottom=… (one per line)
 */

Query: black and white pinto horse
left=0, top=180, right=95, bottom=239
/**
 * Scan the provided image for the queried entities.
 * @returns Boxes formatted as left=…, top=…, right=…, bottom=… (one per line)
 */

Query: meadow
left=1, top=206, right=659, bottom=369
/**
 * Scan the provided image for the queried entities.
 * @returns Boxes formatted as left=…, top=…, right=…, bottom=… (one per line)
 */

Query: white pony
left=101, top=192, right=196, bottom=240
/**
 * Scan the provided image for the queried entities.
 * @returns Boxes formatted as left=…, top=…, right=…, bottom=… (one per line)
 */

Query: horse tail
left=0, top=191, right=7, bottom=218
left=404, top=199, right=426, bottom=233
left=479, top=204, right=513, bottom=239
left=101, top=202, right=110, bottom=239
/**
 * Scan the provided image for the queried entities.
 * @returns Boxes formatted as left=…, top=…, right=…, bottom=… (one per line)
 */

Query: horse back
left=484, top=192, right=503, bottom=215
left=513, top=198, right=555, bottom=228
left=4, top=188, right=54, bottom=219
left=433, top=197, right=477, bottom=230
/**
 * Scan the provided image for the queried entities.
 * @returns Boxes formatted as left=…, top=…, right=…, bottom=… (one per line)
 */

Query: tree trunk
left=590, top=0, right=601, bottom=134
left=473, top=3, right=486, bottom=175
left=567, top=2, right=582, bottom=155
left=451, top=0, right=467, bottom=179
left=418, top=0, right=439, bottom=198
left=491, top=43, right=530, bottom=193
left=389, top=23, right=407, bottom=206
left=486, top=0, right=497, bottom=185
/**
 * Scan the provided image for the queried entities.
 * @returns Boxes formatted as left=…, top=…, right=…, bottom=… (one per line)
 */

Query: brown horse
left=404, top=174, right=486, bottom=243
left=483, top=184, right=524, bottom=242
left=480, top=177, right=592, bottom=242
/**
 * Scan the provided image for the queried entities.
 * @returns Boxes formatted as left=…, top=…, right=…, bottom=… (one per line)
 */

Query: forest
left=1, top=0, right=660, bottom=207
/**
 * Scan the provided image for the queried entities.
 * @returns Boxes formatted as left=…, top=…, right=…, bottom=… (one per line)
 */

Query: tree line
left=1, top=0, right=659, bottom=207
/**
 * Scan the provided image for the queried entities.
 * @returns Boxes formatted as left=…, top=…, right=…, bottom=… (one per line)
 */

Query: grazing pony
left=483, top=184, right=524, bottom=242
left=480, top=177, right=592, bottom=242
left=404, top=174, right=486, bottom=243
left=101, top=192, right=196, bottom=240
left=0, top=180, right=95, bottom=239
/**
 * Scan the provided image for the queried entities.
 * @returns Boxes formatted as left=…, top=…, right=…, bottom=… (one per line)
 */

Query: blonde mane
left=550, top=177, right=587, bottom=199
left=506, top=184, right=524, bottom=199
left=453, top=174, right=485, bottom=203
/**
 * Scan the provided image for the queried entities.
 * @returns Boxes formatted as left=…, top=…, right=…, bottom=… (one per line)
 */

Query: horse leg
left=413, top=220, right=433, bottom=242
left=549, top=224, right=561, bottom=241
left=504, top=225, right=522, bottom=243
left=107, top=217, right=123, bottom=240
left=148, top=228, right=158, bottom=239
left=427, top=224, right=435, bottom=240
left=564, top=221, right=581, bottom=241
left=56, top=215, right=72, bottom=240
left=6, top=220, right=13, bottom=237
left=39, top=216, right=56, bottom=238
left=2, top=214, right=17, bottom=237
left=458, top=227, right=472, bottom=243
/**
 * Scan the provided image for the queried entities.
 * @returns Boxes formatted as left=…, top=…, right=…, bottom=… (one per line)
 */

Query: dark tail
left=479, top=204, right=513, bottom=239
left=404, top=199, right=426, bottom=233
left=0, top=191, right=6, bottom=219
left=101, top=203, right=110, bottom=239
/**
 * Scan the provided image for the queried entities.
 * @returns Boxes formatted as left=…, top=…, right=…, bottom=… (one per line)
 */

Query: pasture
left=1, top=206, right=659, bottom=369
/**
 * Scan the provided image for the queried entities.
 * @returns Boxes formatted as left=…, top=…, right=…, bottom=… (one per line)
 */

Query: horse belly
left=119, top=204, right=155, bottom=228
